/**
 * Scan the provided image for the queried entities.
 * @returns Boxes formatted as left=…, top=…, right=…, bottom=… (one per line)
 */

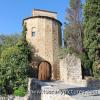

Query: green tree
left=0, top=34, right=19, bottom=48
left=83, top=0, right=100, bottom=78
left=0, top=26, right=32, bottom=95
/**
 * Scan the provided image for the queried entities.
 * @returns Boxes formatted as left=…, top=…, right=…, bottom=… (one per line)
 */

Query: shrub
left=14, top=87, right=27, bottom=97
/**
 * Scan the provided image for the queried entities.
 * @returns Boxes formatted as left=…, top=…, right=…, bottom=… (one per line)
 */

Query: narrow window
left=32, top=27, right=36, bottom=37
left=32, top=32, right=35, bottom=36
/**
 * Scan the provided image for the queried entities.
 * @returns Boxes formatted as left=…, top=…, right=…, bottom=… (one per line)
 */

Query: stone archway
left=38, top=61, right=52, bottom=80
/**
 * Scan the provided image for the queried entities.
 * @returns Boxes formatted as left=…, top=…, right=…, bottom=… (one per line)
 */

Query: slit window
left=32, top=32, right=35, bottom=36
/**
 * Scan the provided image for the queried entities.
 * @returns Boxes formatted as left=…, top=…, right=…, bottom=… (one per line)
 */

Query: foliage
left=83, top=0, right=100, bottom=77
left=59, top=47, right=79, bottom=59
left=0, top=34, right=19, bottom=49
left=0, top=43, right=29, bottom=92
left=14, top=87, right=26, bottom=97
left=0, top=34, right=19, bottom=57
left=0, top=25, right=32, bottom=95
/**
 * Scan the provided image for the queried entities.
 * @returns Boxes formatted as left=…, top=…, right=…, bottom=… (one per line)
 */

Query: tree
left=0, top=34, right=19, bottom=48
left=0, top=26, right=32, bottom=95
left=0, top=34, right=20, bottom=95
left=83, top=0, right=100, bottom=78
left=64, top=0, right=83, bottom=54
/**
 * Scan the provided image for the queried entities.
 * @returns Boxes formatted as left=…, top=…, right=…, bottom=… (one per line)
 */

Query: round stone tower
left=23, top=9, right=62, bottom=80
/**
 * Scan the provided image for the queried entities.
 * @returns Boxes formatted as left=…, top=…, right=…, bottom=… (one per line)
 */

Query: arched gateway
left=38, top=61, right=52, bottom=80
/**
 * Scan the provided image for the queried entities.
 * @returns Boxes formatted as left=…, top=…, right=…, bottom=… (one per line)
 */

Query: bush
left=0, top=25, right=32, bottom=95
left=58, top=47, right=79, bottom=59
left=14, top=87, right=27, bottom=97
left=93, top=61, right=100, bottom=79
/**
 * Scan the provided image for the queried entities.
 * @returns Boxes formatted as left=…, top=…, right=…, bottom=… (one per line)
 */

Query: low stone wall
left=28, top=78, right=75, bottom=100
left=41, top=93, right=75, bottom=100
left=59, top=54, right=100, bottom=89
left=0, top=95, right=27, bottom=100
left=85, top=79, right=100, bottom=88
left=41, top=87, right=75, bottom=100
left=60, top=54, right=82, bottom=82
left=1, top=78, right=100, bottom=100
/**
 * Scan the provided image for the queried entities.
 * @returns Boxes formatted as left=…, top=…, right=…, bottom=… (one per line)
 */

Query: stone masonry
left=23, top=9, right=62, bottom=80
left=27, top=78, right=75, bottom=100
left=60, top=54, right=82, bottom=82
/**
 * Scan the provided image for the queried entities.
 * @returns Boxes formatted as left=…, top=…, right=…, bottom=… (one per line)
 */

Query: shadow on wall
left=27, top=45, right=44, bottom=78
left=27, top=46, right=52, bottom=81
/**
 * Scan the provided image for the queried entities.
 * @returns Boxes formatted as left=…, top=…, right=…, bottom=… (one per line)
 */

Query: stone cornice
left=23, top=16, right=62, bottom=26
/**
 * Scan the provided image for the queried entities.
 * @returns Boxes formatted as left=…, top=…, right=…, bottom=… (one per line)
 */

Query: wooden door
left=38, top=61, right=52, bottom=80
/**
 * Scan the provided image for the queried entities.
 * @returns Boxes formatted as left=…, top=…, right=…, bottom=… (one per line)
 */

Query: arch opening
left=38, top=61, right=52, bottom=81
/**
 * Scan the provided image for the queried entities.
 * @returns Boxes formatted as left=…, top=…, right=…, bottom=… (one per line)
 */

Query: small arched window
left=32, top=32, right=35, bottom=36
left=32, top=27, right=36, bottom=37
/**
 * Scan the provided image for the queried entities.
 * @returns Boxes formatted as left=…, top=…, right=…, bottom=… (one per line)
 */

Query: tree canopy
left=83, top=0, right=100, bottom=78
left=0, top=26, right=32, bottom=95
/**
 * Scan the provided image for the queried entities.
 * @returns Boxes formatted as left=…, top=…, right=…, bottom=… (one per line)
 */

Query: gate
left=38, top=61, right=52, bottom=80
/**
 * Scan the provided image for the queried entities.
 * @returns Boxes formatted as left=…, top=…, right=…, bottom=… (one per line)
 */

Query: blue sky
left=0, top=0, right=70, bottom=35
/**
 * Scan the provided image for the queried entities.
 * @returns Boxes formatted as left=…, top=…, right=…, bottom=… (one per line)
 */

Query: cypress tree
left=83, top=0, right=100, bottom=78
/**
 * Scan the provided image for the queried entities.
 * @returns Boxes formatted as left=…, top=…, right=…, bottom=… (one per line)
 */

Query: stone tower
left=23, top=9, right=62, bottom=80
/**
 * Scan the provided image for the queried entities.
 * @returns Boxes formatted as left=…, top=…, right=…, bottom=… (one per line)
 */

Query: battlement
left=32, top=9, right=57, bottom=19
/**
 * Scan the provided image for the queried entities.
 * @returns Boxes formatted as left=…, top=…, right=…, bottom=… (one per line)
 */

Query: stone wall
left=27, top=78, right=75, bottom=100
left=24, top=9, right=62, bottom=80
left=1, top=78, right=100, bottom=100
left=59, top=54, right=100, bottom=88
left=0, top=95, right=27, bottom=100
left=60, top=54, right=82, bottom=82
left=41, top=92, right=75, bottom=100
left=85, top=79, right=100, bottom=88
left=32, top=9, right=57, bottom=19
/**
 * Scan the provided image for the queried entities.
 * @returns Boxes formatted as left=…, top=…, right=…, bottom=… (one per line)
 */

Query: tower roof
left=33, top=9, right=57, bottom=14
left=23, top=9, right=62, bottom=25
left=32, top=9, right=57, bottom=19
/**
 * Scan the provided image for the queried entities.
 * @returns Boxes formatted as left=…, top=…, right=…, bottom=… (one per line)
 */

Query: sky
left=0, top=0, right=70, bottom=35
